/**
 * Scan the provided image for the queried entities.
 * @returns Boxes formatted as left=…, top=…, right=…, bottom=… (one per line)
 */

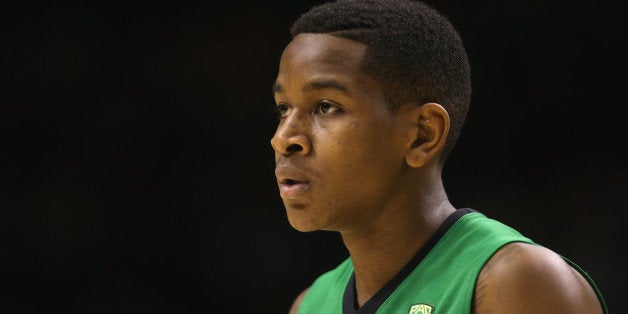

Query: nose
left=270, top=114, right=311, bottom=156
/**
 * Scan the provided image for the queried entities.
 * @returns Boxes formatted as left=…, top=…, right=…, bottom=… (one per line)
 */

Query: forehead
left=281, top=33, right=366, bottom=68
left=276, top=33, right=371, bottom=91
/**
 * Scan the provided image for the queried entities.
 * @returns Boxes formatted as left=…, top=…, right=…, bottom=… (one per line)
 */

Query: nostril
left=287, top=144, right=303, bottom=153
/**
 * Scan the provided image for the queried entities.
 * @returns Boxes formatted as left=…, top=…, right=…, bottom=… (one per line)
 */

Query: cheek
left=319, top=115, right=404, bottom=169
left=323, top=120, right=397, bottom=166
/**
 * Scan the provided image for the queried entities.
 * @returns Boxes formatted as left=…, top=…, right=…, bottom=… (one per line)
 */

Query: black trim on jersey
left=342, top=208, right=476, bottom=314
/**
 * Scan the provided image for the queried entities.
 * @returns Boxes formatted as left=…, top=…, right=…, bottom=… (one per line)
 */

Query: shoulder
left=474, top=242, right=603, bottom=313
left=288, top=286, right=310, bottom=314
left=288, top=258, right=353, bottom=313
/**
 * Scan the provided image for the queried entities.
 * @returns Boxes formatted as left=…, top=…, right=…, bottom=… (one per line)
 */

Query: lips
left=275, top=165, right=311, bottom=200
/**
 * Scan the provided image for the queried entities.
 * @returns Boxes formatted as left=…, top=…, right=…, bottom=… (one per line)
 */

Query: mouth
left=275, top=162, right=312, bottom=200
left=278, top=178, right=310, bottom=199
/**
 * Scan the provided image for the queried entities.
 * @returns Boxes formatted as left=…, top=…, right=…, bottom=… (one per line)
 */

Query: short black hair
left=290, top=0, right=471, bottom=161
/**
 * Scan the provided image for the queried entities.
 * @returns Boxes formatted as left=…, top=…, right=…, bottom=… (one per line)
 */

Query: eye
left=315, top=100, right=341, bottom=114
left=274, top=103, right=290, bottom=117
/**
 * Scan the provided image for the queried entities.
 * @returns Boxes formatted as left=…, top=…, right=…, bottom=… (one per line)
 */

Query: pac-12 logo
left=408, top=303, right=434, bottom=314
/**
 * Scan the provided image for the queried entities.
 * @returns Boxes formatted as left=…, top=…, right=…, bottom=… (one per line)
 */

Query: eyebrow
left=272, top=79, right=349, bottom=95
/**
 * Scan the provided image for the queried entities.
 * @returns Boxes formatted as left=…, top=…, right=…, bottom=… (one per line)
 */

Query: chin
left=287, top=217, right=319, bottom=233
left=286, top=209, right=322, bottom=233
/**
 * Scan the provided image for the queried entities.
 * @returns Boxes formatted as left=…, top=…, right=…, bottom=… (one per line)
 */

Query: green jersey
left=298, top=209, right=607, bottom=313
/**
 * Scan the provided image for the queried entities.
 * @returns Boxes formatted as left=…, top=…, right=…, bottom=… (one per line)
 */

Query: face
left=271, top=34, right=413, bottom=234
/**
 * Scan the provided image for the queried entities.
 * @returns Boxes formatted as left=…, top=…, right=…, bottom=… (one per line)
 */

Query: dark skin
left=272, top=33, right=603, bottom=313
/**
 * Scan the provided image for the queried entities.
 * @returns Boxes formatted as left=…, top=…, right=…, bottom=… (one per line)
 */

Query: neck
left=341, top=191, right=455, bottom=308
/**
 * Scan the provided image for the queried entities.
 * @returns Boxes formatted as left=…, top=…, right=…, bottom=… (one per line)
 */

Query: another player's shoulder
left=474, top=242, right=603, bottom=313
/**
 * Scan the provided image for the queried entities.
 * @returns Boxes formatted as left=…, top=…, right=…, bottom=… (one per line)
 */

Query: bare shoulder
left=288, top=286, right=310, bottom=314
left=474, top=242, right=603, bottom=314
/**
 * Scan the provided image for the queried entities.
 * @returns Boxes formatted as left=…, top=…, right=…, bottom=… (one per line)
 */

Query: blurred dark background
left=1, top=0, right=626, bottom=313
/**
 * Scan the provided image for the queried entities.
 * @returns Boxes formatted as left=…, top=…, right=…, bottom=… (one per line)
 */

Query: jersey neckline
left=342, top=208, right=476, bottom=314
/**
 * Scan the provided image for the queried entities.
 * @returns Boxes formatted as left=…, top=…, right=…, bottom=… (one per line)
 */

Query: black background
left=2, top=0, right=626, bottom=313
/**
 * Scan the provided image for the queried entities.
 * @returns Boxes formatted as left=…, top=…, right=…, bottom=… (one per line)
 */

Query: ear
left=404, top=102, right=450, bottom=168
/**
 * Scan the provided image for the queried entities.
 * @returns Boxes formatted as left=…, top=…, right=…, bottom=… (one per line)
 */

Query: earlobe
left=405, top=103, right=450, bottom=168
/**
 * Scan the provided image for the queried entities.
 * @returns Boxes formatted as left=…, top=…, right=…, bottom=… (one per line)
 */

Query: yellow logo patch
left=408, top=303, right=434, bottom=314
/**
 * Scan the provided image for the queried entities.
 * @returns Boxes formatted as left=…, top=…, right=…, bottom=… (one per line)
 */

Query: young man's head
left=289, top=0, right=471, bottom=160
left=271, top=0, right=471, bottom=232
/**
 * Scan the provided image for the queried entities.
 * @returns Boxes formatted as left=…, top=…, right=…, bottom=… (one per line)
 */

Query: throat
left=344, top=227, right=431, bottom=308
left=341, top=205, right=459, bottom=310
